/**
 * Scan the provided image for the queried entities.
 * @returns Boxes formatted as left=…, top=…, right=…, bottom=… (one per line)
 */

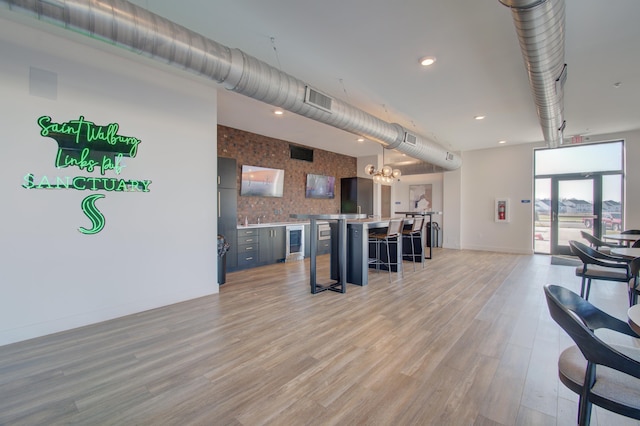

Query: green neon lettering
left=116, top=179, right=127, bottom=191
left=114, top=154, right=124, bottom=174
left=129, top=180, right=140, bottom=191
left=101, top=156, right=113, bottom=175
left=38, top=115, right=141, bottom=154
left=55, top=176, right=71, bottom=189
left=87, top=122, right=107, bottom=143
left=79, top=194, right=106, bottom=235
left=141, top=180, right=152, bottom=192
left=100, top=154, right=124, bottom=175
left=73, top=177, right=87, bottom=190
left=85, top=177, right=99, bottom=191
left=70, top=116, right=91, bottom=144
left=106, top=123, right=119, bottom=145
left=37, top=175, right=52, bottom=189
left=103, top=178, right=116, bottom=191
left=55, top=147, right=100, bottom=172
left=22, top=173, right=35, bottom=189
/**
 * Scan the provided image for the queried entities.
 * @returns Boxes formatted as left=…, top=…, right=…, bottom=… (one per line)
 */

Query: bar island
left=290, top=213, right=366, bottom=294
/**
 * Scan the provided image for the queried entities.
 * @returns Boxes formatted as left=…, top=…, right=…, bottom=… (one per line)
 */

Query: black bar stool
left=368, top=218, right=404, bottom=282
left=402, top=216, right=424, bottom=271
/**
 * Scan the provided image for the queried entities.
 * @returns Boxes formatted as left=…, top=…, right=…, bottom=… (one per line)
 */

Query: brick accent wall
left=218, top=125, right=356, bottom=224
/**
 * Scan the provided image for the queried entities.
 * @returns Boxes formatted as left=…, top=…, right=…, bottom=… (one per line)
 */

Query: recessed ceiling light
left=498, top=140, right=507, bottom=144
left=274, top=109, right=284, bottom=115
left=474, top=115, right=485, bottom=120
left=419, top=56, right=436, bottom=67
left=356, top=137, right=365, bottom=142
left=613, top=82, right=622, bottom=88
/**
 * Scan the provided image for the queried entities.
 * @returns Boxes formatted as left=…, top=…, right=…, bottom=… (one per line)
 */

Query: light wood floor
left=1, top=249, right=639, bottom=425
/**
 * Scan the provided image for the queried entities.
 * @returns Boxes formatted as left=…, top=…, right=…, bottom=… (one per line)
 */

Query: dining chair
left=569, top=240, right=633, bottom=302
left=629, top=257, right=640, bottom=305
left=633, top=239, right=640, bottom=248
left=621, top=229, right=640, bottom=235
left=402, top=216, right=424, bottom=271
left=368, top=218, right=404, bottom=282
left=544, top=284, right=640, bottom=426
left=580, top=230, right=620, bottom=254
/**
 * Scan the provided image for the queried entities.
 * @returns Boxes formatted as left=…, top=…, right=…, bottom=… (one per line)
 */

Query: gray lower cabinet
left=259, top=226, right=286, bottom=265
left=303, top=224, right=331, bottom=257
left=317, top=238, right=331, bottom=255
left=304, top=225, right=310, bottom=258
left=237, top=228, right=259, bottom=269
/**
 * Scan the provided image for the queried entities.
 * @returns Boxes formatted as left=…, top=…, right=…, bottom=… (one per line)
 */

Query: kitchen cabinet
left=237, top=228, right=259, bottom=269
left=303, top=224, right=330, bottom=257
left=340, top=177, right=373, bottom=216
left=218, top=156, right=237, bottom=189
left=218, top=157, right=238, bottom=270
left=259, top=226, right=286, bottom=265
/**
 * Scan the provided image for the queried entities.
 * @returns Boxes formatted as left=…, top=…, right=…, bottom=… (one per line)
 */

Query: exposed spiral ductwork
left=1, top=0, right=462, bottom=170
left=500, top=0, right=566, bottom=148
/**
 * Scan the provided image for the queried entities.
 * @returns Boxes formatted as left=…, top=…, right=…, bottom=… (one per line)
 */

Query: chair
left=621, top=229, right=640, bottom=235
left=544, top=285, right=640, bottom=426
left=629, top=257, right=640, bottom=305
left=368, top=218, right=404, bottom=282
left=580, top=230, right=620, bottom=254
left=569, top=240, right=633, bottom=302
left=402, top=216, right=424, bottom=271
left=633, top=239, right=640, bottom=249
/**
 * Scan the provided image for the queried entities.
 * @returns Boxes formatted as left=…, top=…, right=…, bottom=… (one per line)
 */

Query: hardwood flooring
left=1, top=249, right=639, bottom=425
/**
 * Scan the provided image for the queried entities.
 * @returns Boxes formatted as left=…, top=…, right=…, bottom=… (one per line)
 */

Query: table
left=603, top=233, right=640, bottom=247
left=610, top=247, right=640, bottom=259
left=395, top=211, right=442, bottom=259
left=628, top=304, right=640, bottom=335
left=290, top=213, right=366, bottom=294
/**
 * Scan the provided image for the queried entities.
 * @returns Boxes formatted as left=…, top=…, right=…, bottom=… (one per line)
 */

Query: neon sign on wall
left=22, top=115, right=151, bottom=234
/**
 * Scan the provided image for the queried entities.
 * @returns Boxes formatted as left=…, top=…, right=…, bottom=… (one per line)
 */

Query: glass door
left=534, top=140, right=624, bottom=255
left=551, top=177, right=595, bottom=256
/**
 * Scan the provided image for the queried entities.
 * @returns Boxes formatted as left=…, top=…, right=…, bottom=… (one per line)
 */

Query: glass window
left=535, top=141, right=623, bottom=176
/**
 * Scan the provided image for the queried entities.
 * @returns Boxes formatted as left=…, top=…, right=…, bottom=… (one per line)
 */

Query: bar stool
left=402, top=216, right=424, bottom=271
left=368, top=218, right=404, bottom=282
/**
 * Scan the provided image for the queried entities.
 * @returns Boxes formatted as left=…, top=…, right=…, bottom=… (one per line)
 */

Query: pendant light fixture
left=364, top=147, right=401, bottom=185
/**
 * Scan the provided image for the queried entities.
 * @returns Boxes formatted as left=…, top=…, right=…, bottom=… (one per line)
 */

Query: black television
left=306, top=174, right=335, bottom=199
left=240, top=165, right=285, bottom=197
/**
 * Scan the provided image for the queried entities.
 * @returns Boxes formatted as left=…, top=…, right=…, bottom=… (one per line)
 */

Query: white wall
left=392, top=174, right=444, bottom=216
left=459, top=143, right=540, bottom=254
left=0, top=18, right=219, bottom=345
left=443, top=167, right=462, bottom=249
left=442, top=132, right=639, bottom=253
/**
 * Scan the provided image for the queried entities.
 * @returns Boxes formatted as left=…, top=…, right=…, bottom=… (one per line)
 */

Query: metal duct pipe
left=500, top=0, right=566, bottom=148
left=2, top=0, right=462, bottom=170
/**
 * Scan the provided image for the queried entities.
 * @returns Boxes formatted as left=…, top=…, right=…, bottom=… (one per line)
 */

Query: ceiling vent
left=446, top=152, right=455, bottom=161
left=304, top=86, right=333, bottom=113
left=403, top=132, right=417, bottom=145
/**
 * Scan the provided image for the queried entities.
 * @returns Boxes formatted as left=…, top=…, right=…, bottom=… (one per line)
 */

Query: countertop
left=290, top=213, right=367, bottom=220
left=237, top=215, right=408, bottom=229
left=237, top=221, right=310, bottom=229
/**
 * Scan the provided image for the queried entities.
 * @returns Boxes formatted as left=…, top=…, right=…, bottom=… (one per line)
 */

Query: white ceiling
left=126, top=0, right=640, bottom=164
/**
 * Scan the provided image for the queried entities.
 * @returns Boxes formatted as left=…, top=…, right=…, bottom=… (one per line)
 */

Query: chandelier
left=364, top=158, right=401, bottom=185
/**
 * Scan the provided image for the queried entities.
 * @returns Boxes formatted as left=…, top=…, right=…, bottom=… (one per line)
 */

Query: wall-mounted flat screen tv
left=306, top=174, right=335, bottom=199
left=240, top=165, right=285, bottom=197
